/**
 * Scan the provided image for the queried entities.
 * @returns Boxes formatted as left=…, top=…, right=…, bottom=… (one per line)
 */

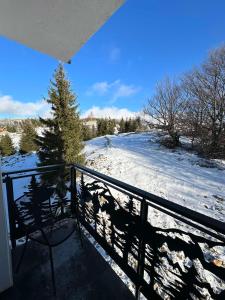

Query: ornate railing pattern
left=2, top=164, right=225, bottom=299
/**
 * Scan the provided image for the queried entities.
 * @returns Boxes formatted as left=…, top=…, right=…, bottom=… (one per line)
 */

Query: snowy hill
left=86, top=131, right=225, bottom=221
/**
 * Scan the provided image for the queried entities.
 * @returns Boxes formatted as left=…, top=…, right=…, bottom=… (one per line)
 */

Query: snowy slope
left=85, top=131, right=225, bottom=222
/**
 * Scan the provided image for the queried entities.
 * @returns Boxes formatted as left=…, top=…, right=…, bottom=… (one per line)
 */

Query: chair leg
left=75, top=215, right=83, bottom=247
left=49, top=246, right=56, bottom=297
left=15, top=234, right=29, bottom=273
left=74, top=204, right=83, bottom=247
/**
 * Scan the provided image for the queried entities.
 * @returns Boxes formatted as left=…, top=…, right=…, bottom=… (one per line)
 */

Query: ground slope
left=85, top=131, right=225, bottom=221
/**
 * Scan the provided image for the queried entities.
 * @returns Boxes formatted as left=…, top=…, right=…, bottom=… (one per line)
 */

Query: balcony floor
left=1, top=221, right=134, bottom=300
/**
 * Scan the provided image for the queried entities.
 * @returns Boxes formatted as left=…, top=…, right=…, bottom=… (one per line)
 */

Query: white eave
left=0, top=0, right=124, bottom=62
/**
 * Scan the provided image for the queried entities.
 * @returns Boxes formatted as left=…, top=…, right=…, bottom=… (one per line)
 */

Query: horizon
left=1, top=0, right=225, bottom=119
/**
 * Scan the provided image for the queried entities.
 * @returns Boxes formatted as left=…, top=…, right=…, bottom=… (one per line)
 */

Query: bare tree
left=183, top=46, right=225, bottom=156
left=144, top=78, right=185, bottom=146
left=181, top=71, right=207, bottom=148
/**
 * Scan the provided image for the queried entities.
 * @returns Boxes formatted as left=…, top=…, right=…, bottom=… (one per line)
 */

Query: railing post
left=5, top=176, right=16, bottom=249
left=0, top=162, right=13, bottom=292
left=71, top=166, right=83, bottom=246
left=136, top=198, right=148, bottom=299
left=70, top=166, right=77, bottom=214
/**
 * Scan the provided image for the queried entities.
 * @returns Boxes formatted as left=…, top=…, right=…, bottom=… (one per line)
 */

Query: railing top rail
left=2, top=163, right=69, bottom=177
left=74, top=164, right=225, bottom=236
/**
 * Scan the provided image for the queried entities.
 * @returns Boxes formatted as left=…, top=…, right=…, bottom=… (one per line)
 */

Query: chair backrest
left=13, top=183, right=56, bottom=236
left=5, top=171, right=75, bottom=245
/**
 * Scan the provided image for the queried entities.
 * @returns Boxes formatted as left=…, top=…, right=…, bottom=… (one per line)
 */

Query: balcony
left=1, top=164, right=225, bottom=299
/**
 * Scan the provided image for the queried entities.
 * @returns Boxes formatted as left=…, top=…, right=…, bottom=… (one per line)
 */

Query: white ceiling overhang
left=0, top=0, right=124, bottom=62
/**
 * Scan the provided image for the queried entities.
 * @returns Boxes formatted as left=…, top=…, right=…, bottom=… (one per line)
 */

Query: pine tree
left=91, top=125, right=97, bottom=138
left=36, top=64, right=84, bottom=193
left=124, top=119, right=130, bottom=132
left=107, top=118, right=116, bottom=135
left=101, top=119, right=108, bottom=135
left=6, top=125, right=17, bottom=133
left=136, top=116, right=141, bottom=130
left=130, top=118, right=138, bottom=132
left=119, top=118, right=125, bottom=133
left=97, top=119, right=106, bottom=136
left=82, top=125, right=92, bottom=141
left=20, top=124, right=38, bottom=154
left=0, top=134, right=15, bottom=156
left=97, top=118, right=116, bottom=136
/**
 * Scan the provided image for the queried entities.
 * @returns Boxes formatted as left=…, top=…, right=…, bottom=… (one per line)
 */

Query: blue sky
left=1, top=0, right=225, bottom=119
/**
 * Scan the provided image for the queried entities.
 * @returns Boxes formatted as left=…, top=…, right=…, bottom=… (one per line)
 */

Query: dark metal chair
left=11, top=175, right=83, bottom=296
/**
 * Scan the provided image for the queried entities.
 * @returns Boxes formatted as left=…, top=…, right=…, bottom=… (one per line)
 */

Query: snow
left=8, top=132, right=22, bottom=150
left=1, top=153, right=38, bottom=199
left=35, top=126, right=45, bottom=136
left=85, top=131, right=225, bottom=222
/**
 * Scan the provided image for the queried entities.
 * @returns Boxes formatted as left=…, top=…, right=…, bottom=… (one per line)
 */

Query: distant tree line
left=97, top=118, right=116, bottom=136
left=0, top=115, right=144, bottom=156
left=119, top=117, right=142, bottom=133
left=144, top=45, right=225, bottom=158
left=4, top=119, right=42, bottom=133
left=82, top=116, right=143, bottom=141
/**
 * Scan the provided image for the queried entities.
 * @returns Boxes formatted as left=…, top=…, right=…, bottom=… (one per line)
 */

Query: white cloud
left=109, top=47, right=121, bottom=62
left=87, top=81, right=111, bottom=95
left=86, top=80, right=140, bottom=103
left=0, top=95, right=51, bottom=118
left=112, top=83, right=140, bottom=103
left=81, top=106, right=138, bottom=119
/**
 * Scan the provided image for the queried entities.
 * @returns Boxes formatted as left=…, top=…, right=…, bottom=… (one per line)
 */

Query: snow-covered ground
left=1, top=153, right=38, bottom=199
left=85, top=131, right=225, bottom=222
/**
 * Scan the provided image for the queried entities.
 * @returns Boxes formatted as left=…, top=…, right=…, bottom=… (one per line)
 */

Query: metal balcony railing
left=2, top=164, right=225, bottom=299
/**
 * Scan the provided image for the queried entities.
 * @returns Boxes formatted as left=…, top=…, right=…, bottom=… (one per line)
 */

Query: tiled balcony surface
left=1, top=221, right=134, bottom=300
